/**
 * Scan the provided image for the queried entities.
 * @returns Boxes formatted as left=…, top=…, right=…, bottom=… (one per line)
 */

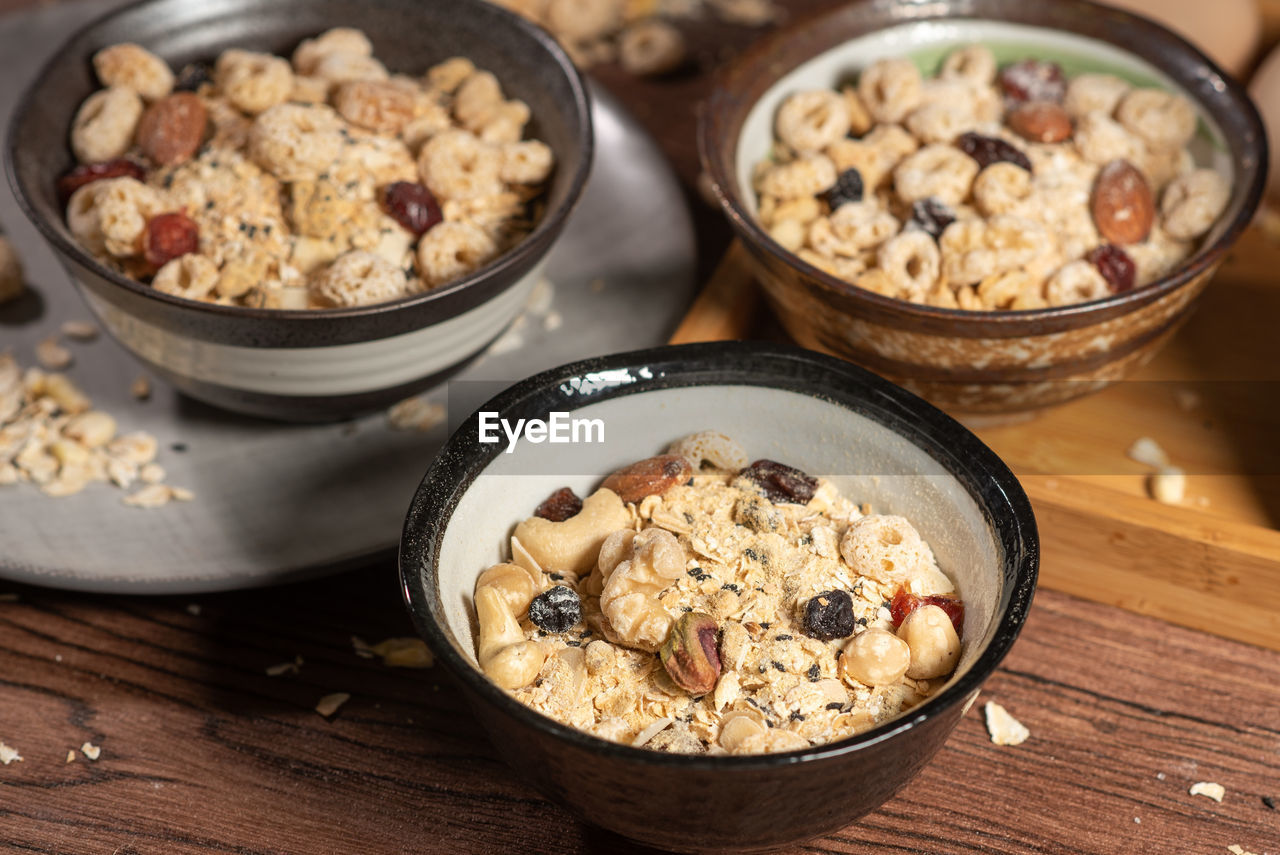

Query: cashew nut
left=475, top=584, right=545, bottom=689
left=512, top=488, right=630, bottom=576
left=597, top=527, right=685, bottom=651
left=475, top=562, right=540, bottom=616
left=839, top=628, right=911, bottom=687
left=898, top=604, right=961, bottom=680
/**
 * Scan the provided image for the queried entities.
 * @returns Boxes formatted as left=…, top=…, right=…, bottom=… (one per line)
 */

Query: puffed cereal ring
left=940, top=45, right=997, bottom=85
left=893, top=143, right=978, bottom=206
left=1063, top=73, right=1131, bottom=119
left=152, top=253, right=219, bottom=300
left=417, top=129, right=504, bottom=200
left=310, top=250, right=410, bottom=307
left=291, top=27, right=373, bottom=75
left=976, top=269, right=1039, bottom=309
left=248, top=103, right=346, bottom=182
left=972, top=162, right=1032, bottom=216
left=84, top=177, right=166, bottom=258
left=424, top=57, right=476, bottom=94
left=415, top=221, right=497, bottom=286
left=1160, top=168, right=1229, bottom=240
left=857, top=58, right=923, bottom=124
left=1045, top=259, right=1109, bottom=306
left=807, top=201, right=898, bottom=257
left=757, top=154, right=837, bottom=200
left=312, top=51, right=388, bottom=85
left=70, top=87, right=143, bottom=164
left=938, top=215, right=1045, bottom=285
left=478, top=101, right=532, bottom=145
left=216, top=50, right=294, bottom=115
left=904, top=101, right=975, bottom=145
left=454, top=72, right=507, bottom=132
left=546, top=0, right=623, bottom=43
left=1072, top=111, right=1142, bottom=165
left=1115, top=89, right=1196, bottom=151
left=92, top=43, right=174, bottom=102
left=776, top=90, right=851, bottom=154
left=876, top=230, right=940, bottom=300
left=333, top=80, right=416, bottom=133
left=500, top=140, right=555, bottom=184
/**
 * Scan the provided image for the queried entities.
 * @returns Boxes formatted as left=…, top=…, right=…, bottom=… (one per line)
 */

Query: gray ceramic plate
left=0, top=0, right=697, bottom=593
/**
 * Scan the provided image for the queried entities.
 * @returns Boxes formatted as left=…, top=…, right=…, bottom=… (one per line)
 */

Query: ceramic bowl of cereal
left=6, top=0, right=591, bottom=420
left=399, top=341, right=1039, bottom=851
left=699, top=0, right=1265, bottom=416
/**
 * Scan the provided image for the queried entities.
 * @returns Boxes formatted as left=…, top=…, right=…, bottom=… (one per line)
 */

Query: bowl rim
left=399, top=340, right=1040, bottom=769
left=697, top=0, right=1268, bottom=333
left=3, top=0, right=594, bottom=322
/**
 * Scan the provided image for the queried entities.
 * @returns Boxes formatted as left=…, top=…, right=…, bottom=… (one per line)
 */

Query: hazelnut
left=659, top=611, right=721, bottom=695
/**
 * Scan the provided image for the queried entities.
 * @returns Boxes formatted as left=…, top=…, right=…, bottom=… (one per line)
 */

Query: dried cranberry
left=1085, top=244, right=1136, bottom=293
left=739, top=459, right=818, bottom=505
left=956, top=132, right=1032, bottom=172
left=57, top=159, right=145, bottom=203
left=534, top=487, right=582, bottom=522
left=908, top=197, right=957, bottom=241
left=890, top=588, right=964, bottom=636
left=174, top=61, right=214, bottom=93
left=382, top=181, right=443, bottom=236
left=528, top=586, right=581, bottom=634
left=802, top=590, right=855, bottom=641
left=823, top=168, right=864, bottom=209
left=997, top=59, right=1066, bottom=105
left=142, top=212, right=199, bottom=269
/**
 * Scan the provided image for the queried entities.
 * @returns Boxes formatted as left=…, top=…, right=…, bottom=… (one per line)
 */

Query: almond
left=601, top=454, right=692, bottom=504
left=1007, top=100, right=1072, bottom=143
left=136, top=93, right=207, bottom=166
left=1090, top=160, right=1154, bottom=245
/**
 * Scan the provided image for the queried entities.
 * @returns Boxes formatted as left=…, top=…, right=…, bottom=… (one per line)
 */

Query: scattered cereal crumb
left=983, top=701, right=1030, bottom=746
left=265, top=658, right=301, bottom=677
left=1133, top=817, right=1140, bottom=824
left=631, top=717, right=674, bottom=747
left=1190, top=781, right=1225, bottom=802
left=368, top=637, right=434, bottom=668
left=387, top=397, right=445, bottom=432
left=1174, top=388, right=1201, bottom=411
left=186, top=603, right=202, bottom=616
left=139, top=462, right=166, bottom=484
left=60, top=321, right=99, bottom=341
left=80, top=742, right=100, bottom=761
left=131, top=375, right=151, bottom=400
left=1157, top=772, right=1167, bottom=780
left=542, top=310, right=563, bottom=332
left=54, top=654, right=62, bottom=662
left=1149, top=466, right=1186, bottom=505
left=707, top=0, right=781, bottom=26
left=123, top=484, right=175, bottom=508
left=36, top=336, right=73, bottom=370
left=1227, top=845, right=1259, bottom=855
left=315, top=692, right=350, bottom=718
left=170, top=486, right=195, bottom=502
left=65, top=750, right=75, bottom=763
left=0, top=741, right=22, bottom=765
left=351, top=635, right=375, bottom=659
left=0, top=593, right=18, bottom=602
left=1128, top=436, right=1169, bottom=468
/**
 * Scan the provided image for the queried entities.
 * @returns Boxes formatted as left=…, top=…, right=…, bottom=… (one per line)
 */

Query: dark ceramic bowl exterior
left=699, top=0, right=1267, bottom=416
left=400, top=341, right=1039, bottom=852
left=6, top=0, right=592, bottom=421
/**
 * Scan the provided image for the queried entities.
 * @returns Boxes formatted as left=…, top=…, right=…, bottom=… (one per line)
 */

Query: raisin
left=802, top=590, right=855, bottom=641
left=382, top=181, right=443, bottom=236
left=142, top=212, right=199, bottom=269
left=1085, top=244, right=1136, bottom=293
left=823, top=168, right=864, bottom=209
left=174, top=61, right=214, bottom=93
left=57, top=158, right=145, bottom=203
left=806, top=664, right=821, bottom=681
left=997, top=59, right=1066, bottom=105
left=908, top=197, right=957, bottom=240
left=956, top=132, right=1032, bottom=172
left=889, top=588, right=964, bottom=636
left=527, top=586, right=581, bottom=634
left=534, top=487, right=582, bottom=522
left=739, top=459, right=818, bottom=505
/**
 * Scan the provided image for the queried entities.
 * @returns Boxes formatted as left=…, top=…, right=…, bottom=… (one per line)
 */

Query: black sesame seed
left=549, top=573, right=564, bottom=581
left=775, top=634, right=793, bottom=641
left=771, top=661, right=786, bottom=672
left=759, top=622, right=771, bottom=629
left=721, top=583, right=741, bottom=593
left=806, top=664, right=821, bottom=682
left=789, top=710, right=806, bottom=722
left=527, top=586, right=580, bottom=634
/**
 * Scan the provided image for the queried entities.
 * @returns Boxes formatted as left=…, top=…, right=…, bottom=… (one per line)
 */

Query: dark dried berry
left=956, top=132, right=1032, bottom=172
left=890, top=588, right=964, bottom=636
left=57, top=158, right=145, bottom=202
left=739, top=459, right=818, bottom=505
left=534, top=487, right=582, bottom=522
left=997, top=59, right=1066, bottom=104
left=803, top=590, right=855, bottom=641
left=143, top=212, right=199, bottom=269
left=528, top=586, right=581, bottom=634
left=1263, top=795, right=1276, bottom=810
left=908, top=197, right=957, bottom=240
left=174, top=61, right=214, bottom=93
left=823, top=168, right=864, bottom=209
left=1085, top=244, right=1136, bottom=293
left=382, top=181, right=443, bottom=236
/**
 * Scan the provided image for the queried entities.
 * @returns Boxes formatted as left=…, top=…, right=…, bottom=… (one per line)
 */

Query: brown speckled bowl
left=699, top=0, right=1266, bottom=416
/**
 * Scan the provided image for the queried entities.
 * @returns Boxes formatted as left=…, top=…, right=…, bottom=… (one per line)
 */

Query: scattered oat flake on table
left=186, top=604, right=201, bottom=616
left=0, top=741, right=22, bottom=765
left=59, top=320, right=99, bottom=341
left=0, top=593, right=19, bottom=602
left=1149, top=466, right=1187, bottom=505
left=265, top=660, right=299, bottom=677
left=351, top=636, right=376, bottom=659
left=80, top=742, right=100, bottom=760
left=65, top=750, right=75, bottom=763
left=387, top=397, right=445, bottom=432
left=1127, top=436, right=1169, bottom=467
left=36, top=336, right=73, bottom=370
left=1227, top=846, right=1259, bottom=855
left=130, top=375, right=151, bottom=400
left=315, top=692, right=350, bottom=718
left=1190, top=781, right=1226, bottom=802
left=983, top=701, right=1030, bottom=746
left=369, top=638, right=434, bottom=668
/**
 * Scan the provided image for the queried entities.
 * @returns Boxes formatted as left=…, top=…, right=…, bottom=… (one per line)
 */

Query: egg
left=1103, top=0, right=1260, bottom=79
left=1249, top=43, right=1280, bottom=199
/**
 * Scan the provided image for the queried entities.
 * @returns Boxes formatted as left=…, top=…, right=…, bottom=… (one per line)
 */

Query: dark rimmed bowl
left=699, top=0, right=1266, bottom=417
left=6, top=0, right=592, bottom=421
left=399, top=341, right=1039, bottom=852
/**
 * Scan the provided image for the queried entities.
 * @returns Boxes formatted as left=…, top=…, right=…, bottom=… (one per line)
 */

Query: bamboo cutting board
left=670, top=228, right=1280, bottom=652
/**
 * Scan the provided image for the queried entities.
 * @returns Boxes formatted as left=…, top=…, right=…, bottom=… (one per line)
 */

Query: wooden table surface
left=3, top=1, right=1279, bottom=853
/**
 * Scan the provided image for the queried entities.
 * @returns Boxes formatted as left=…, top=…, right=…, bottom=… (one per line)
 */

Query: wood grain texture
left=0, top=576, right=1277, bottom=855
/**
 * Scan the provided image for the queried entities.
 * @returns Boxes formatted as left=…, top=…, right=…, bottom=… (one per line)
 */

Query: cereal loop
left=858, top=58, right=923, bottom=124
left=309, top=250, right=410, bottom=307
left=71, top=87, right=143, bottom=164
left=216, top=50, right=294, bottom=115
left=415, top=221, right=497, bottom=286
left=1160, top=169, right=1229, bottom=240
left=1115, top=89, right=1196, bottom=151
left=893, top=144, right=978, bottom=206
left=93, top=44, right=174, bottom=101
left=417, top=129, right=504, bottom=201
left=876, top=230, right=940, bottom=300
left=776, top=90, right=851, bottom=154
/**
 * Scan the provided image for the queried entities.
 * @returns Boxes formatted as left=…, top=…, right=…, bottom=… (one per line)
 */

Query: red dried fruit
left=602, top=455, right=693, bottom=504
left=908, top=197, right=956, bottom=241
left=534, top=487, right=582, bottom=522
left=739, top=459, right=818, bottom=505
left=997, top=59, right=1066, bottom=104
left=136, top=92, right=207, bottom=166
left=382, top=181, right=443, bottom=236
left=143, top=212, right=199, bottom=269
left=890, top=588, right=964, bottom=636
left=956, top=132, right=1032, bottom=172
left=57, top=158, right=145, bottom=202
left=1085, top=244, right=1136, bottom=293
